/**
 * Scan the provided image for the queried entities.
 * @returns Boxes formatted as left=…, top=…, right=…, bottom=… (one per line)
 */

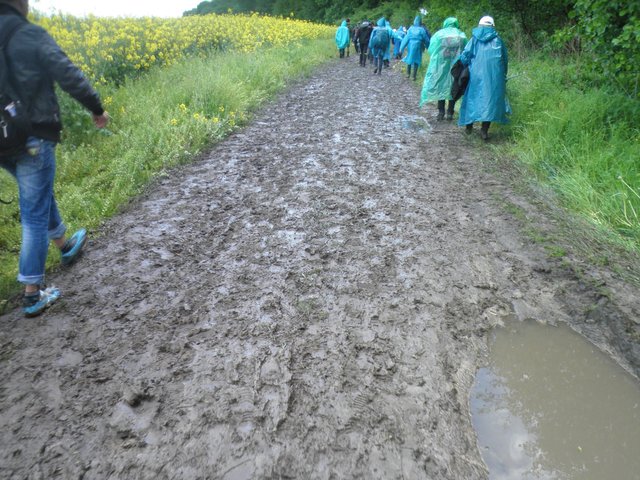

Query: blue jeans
left=0, top=138, right=66, bottom=286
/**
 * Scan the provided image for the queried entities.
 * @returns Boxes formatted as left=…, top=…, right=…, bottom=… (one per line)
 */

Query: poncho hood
left=340, top=20, right=347, bottom=27
left=472, top=26, right=497, bottom=43
left=443, top=17, right=459, bottom=29
left=377, top=17, right=386, bottom=27
left=413, top=16, right=421, bottom=27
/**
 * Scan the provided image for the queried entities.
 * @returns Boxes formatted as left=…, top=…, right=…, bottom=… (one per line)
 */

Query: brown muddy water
left=471, top=320, right=640, bottom=480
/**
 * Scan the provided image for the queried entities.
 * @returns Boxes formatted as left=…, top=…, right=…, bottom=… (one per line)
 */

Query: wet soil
left=1, top=56, right=639, bottom=479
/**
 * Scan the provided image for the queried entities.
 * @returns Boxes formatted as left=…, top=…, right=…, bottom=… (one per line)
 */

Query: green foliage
left=570, top=0, right=640, bottom=97
left=506, top=54, right=640, bottom=245
left=0, top=38, right=335, bottom=302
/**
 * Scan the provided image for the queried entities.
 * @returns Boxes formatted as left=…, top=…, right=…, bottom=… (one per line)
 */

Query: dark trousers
left=407, top=64, right=418, bottom=80
left=359, top=47, right=368, bottom=66
left=373, top=54, right=383, bottom=73
left=437, top=100, right=455, bottom=115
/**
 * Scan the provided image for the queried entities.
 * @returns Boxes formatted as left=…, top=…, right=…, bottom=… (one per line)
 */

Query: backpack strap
left=1, top=16, right=29, bottom=106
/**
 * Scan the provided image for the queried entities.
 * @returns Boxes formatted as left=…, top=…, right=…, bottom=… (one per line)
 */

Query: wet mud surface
left=1, top=57, right=639, bottom=479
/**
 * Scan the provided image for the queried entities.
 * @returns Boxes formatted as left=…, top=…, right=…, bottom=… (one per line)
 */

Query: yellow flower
left=170, top=118, right=178, bottom=126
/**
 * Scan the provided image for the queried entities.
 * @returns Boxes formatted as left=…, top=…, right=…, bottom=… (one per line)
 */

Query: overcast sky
left=32, top=0, right=200, bottom=18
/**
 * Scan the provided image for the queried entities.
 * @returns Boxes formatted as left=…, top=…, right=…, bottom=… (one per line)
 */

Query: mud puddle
left=398, top=114, right=431, bottom=132
left=471, top=320, right=640, bottom=479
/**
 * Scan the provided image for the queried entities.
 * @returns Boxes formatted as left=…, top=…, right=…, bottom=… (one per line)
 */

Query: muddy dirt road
left=1, top=56, right=639, bottom=479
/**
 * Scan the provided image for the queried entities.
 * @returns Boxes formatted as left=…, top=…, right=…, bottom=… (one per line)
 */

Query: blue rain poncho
left=420, top=18, right=467, bottom=106
left=383, top=21, right=394, bottom=61
left=457, top=26, right=510, bottom=125
left=368, top=18, right=390, bottom=57
left=400, top=16, right=430, bottom=67
left=393, top=26, right=406, bottom=57
left=335, top=20, right=350, bottom=49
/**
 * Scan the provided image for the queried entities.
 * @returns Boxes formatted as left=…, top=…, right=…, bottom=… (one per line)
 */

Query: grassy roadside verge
left=0, top=38, right=335, bottom=305
left=496, top=53, right=640, bottom=263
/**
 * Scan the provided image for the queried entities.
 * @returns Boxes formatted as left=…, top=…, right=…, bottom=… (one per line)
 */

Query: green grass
left=0, top=38, right=335, bottom=304
left=504, top=54, right=640, bottom=250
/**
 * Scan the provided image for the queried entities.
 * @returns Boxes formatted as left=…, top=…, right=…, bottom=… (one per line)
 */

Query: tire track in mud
left=1, top=56, right=639, bottom=479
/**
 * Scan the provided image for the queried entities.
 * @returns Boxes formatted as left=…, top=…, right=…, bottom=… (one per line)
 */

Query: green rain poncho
left=420, top=17, right=467, bottom=105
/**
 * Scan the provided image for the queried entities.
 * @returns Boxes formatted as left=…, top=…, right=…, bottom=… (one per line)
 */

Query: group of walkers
left=336, top=13, right=510, bottom=142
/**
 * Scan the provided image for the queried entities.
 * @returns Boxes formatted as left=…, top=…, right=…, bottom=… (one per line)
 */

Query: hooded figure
left=335, top=20, right=350, bottom=58
left=382, top=20, right=394, bottom=64
left=368, top=17, right=391, bottom=74
left=393, top=26, right=406, bottom=59
left=420, top=17, right=467, bottom=119
left=357, top=21, right=373, bottom=67
left=399, top=15, right=430, bottom=80
left=457, top=16, right=510, bottom=140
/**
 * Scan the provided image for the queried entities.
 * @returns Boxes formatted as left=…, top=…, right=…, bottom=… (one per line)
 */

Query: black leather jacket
left=0, top=6, right=104, bottom=142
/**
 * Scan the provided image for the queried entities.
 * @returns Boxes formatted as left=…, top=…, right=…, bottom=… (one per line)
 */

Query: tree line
left=184, top=0, right=638, bottom=98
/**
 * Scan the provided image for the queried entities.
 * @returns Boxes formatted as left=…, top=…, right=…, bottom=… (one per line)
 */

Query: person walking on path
left=357, top=21, right=373, bottom=67
left=457, top=15, right=510, bottom=141
left=0, top=0, right=109, bottom=317
left=393, top=25, right=406, bottom=60
left=335, top=19, right=350, bottom=59
left=399, top=15, right=430, bottom=81
left=368, top=17, right=391, bottom=75
left=420, top=17, right=467, bottom=120
left=382, top=20, right=394, bottom=68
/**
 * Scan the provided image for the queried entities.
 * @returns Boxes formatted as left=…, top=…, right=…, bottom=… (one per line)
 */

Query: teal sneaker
left=22, top=287, right=61, bottom=318
left=61, top=229, right=87, bottom=266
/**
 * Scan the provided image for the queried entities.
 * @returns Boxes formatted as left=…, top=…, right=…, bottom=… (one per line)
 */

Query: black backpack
left=0, top=16, right=31, bottom=155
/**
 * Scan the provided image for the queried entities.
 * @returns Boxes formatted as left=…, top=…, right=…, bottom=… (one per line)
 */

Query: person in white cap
left=457, top=15, right=510, bottom=140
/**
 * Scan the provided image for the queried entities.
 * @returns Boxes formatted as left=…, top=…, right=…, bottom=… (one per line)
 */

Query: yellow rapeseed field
left=33, top=12, right=334, bottom=85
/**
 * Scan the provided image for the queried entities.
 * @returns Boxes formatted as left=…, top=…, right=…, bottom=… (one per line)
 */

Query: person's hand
left=93, top=112, right=109, bottom=129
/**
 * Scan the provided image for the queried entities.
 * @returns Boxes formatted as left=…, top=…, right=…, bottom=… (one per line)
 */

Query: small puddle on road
left=398, top=115, right=431, bottom=132
left=470, top=320, right=640, bottom=479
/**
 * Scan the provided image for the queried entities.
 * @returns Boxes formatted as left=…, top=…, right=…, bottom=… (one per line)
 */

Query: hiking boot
left=61, top=228, right=87, bottom=266
left=23, top=287, right=61, bottom=318
left=373, top=68, right=378, bottom=74
left=437, top=111, right=445, bottom=121
left=465, top=124, right=473, bottom=134
left=446, top=112, right=453, bottom=121
left=481, top=130, right=489, bottom=141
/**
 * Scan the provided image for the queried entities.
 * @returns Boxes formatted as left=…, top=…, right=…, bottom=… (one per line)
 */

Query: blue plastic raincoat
left=368, top=18, right=390, bottom=58
left=383, top=21, right=394, bottom=61
left=457, top=26, right=510, bottom=125
left=400, top=16, right=430, bottom=67
left=335, top=20, right=350, bottom=49
left=420, top=18, right=467, bottom=106
left=393, top=26, right=406, bottom=57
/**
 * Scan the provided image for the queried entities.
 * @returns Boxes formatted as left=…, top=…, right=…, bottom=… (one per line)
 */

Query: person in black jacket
left=357, top=21, right=373, bottom=67
left=0, top=0, right=109, bottom=317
